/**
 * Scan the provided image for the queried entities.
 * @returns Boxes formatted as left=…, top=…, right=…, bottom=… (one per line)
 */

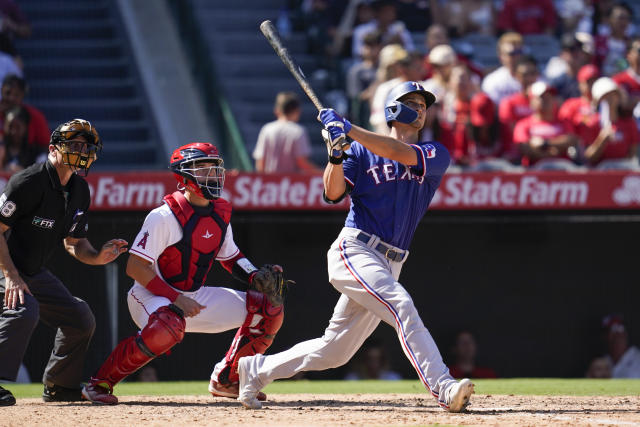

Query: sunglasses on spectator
left=506, top=48, right=524, bottom=56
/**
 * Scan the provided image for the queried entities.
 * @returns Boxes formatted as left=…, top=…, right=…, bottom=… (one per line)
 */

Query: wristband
left=146, top=276, right=180, bottom=302
left=328, top=150, right=344, bottom=164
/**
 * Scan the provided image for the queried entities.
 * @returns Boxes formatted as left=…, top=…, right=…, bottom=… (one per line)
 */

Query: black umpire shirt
left=0, top=160, right=90, bottom=276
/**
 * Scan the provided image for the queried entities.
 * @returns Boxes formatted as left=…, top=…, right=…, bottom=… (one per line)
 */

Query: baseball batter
left=238, top=81, right=474, bottom=412
left=82, top=142, right=290, bottom=405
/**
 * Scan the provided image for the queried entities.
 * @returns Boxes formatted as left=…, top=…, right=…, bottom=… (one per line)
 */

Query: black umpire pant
left=0, top=268, right=96, bottom=388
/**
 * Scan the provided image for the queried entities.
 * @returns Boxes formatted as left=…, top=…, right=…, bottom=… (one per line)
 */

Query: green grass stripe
left=5, top=378, right=640, bottom=399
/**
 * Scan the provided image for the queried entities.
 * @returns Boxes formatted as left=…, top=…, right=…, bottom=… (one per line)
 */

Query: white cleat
left=237, top=356, right=262, bottom=410
left=445, top=378, right=474, bottom=412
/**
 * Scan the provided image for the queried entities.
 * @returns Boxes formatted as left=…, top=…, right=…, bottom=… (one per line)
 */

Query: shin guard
left=217, top=290, right=284, bottom=384
left=89, top=305, right=185, bottom=390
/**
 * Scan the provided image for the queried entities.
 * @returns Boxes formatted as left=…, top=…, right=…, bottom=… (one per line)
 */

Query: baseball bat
left=260, top=20, right=324, bottom=111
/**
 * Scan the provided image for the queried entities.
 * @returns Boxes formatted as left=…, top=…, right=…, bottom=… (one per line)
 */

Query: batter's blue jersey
left=342, top=141, right=450, bottom=250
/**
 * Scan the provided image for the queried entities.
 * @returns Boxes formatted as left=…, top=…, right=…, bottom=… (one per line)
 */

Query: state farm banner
left=1, top=171, right=639, bottom=211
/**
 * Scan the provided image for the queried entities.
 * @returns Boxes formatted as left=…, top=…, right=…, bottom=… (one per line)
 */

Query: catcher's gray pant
left=243, top=227, right=456, bottom=406
left=0, top=268, right=96, bottom=388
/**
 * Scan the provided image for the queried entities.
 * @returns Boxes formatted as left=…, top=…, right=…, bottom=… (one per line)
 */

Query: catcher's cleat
left=237, top=357, right=262, bottom=410
left=209, top=379, right=267, bottom=401
left=81, top=383, right=118, bottom=405
left=42, top=384, right=83, bottom=402
left=0, top=386, right=16, bottom=406
left=444, top=378, right=474, bottom=412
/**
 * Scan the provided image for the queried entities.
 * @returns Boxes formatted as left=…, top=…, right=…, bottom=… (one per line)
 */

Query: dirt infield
left=4, top=393, right=640, bottom=426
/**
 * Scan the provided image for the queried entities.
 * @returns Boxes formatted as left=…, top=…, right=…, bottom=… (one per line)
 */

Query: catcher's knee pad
left=92, top=304, right=185, bottom=389
left=218, top=290, right=284, bottom=384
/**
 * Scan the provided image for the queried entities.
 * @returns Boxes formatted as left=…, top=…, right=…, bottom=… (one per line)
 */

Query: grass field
left=7, top=378, right=640, bottom=398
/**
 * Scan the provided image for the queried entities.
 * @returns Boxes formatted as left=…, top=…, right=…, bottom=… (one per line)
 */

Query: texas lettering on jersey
left=366, top=163, right=425, bottom=185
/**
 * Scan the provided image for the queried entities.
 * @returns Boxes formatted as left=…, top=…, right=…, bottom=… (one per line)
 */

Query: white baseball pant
left=242, top=227, right=456, bottom=406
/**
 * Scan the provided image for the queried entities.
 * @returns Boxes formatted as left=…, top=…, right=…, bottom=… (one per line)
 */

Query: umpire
left=0, top=119, right=128, bottom=405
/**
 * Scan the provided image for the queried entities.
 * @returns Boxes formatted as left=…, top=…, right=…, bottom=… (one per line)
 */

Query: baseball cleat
left=445, top=378, right=474, bottom=412
left=209, top=379, right=267, bottom=401
left=0, top=386, right=16, bottom=406
left=237, top=357, right=262, bottom=410
left=42, top=384, right=83, bottom=402
left=81, top=383, right=118, bottom=405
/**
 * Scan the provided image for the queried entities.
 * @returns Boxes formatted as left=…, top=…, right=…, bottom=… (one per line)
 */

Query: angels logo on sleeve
left=136, top=231, right=150, bottom=249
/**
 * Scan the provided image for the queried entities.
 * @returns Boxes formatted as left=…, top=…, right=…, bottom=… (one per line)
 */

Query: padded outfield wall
left=15, top=171, right=640, bottom=382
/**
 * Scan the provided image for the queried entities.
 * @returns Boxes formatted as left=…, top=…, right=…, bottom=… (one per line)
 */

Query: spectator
left=300, top=0, right=339, bottom=62
left=449, top=331, right=497, bottom=379
left=612, top=37, right=640, bottom=126
left=513, top=81, right=580, bottom=167
left=344, top=339, right=402, bottom=380
left=252, top=91, right=321, bottom=174
left=0, top=106, right=46, bottom=174
left=557, top=0, right=590, bottom=33
left=328, top=0, right=375, bottom=58
left=369, top=47, right=425, bottom=134
left=442, top=0, right=496, bottom=38
left=438, top=65, right=476, bottom=166
left=0, top=75, right=49, bottom=147
left=421, top=23, right=484, bottom=81
left=394, top=0, right=433, bottom=32
left=586, top=356, right=612, bottom=378
left=469, top=91, right=503, bottom=161
left=594, top=2, right=634, bottom=76
left=497, top=0, right=556, bottom=35
left=0, top=0, right=31, bottom=60
left=584, top=77, right=639, bottom=167
left=347, top=30, right=382, bottom=128
left=601, top=314, right=640, bottom=378
left=558, top=64, right=601, bottom=149
left=352, top=0, right=414, bottom=59
left=499, top=55, right=539, bottom=156
left=422, top=44, right=458, bottom=104
left=481, top=32, right=525, bottom=105
left=545, top=32, right=595, bottom=100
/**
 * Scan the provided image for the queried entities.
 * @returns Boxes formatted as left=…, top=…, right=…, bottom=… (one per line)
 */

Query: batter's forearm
left=323, top=163, right=347, bottom=201
left=348, top=126, right=417, bottom=165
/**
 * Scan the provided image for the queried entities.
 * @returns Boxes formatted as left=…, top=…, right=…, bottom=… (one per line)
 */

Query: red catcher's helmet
left=50, top=118, right=102, bottom=176
left=169, top=142, right=225, bottom=200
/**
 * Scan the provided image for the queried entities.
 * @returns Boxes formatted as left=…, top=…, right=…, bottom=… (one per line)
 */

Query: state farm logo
left=431, top=175, right=589, bottom=207
left=88, top=177, right=166, bottom=208
left=612, top=176, right=640, bottom=205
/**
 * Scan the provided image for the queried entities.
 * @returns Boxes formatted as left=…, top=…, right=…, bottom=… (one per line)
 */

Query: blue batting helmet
left=384, top=81, right=436, bottom=127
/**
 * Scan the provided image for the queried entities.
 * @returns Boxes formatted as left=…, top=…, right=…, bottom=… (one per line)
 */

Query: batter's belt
left=355, top=231, right=407, bottom=263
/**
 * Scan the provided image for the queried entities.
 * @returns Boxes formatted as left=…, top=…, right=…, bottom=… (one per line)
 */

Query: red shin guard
left=218, top=290, right=284, bottom=384
left=90, top=305, right=186, bottom=390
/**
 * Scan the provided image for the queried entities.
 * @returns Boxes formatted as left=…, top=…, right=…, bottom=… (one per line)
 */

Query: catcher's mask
left=170, top=142, right=225, bottom=200
left=50, top=118, right=102, bottom=177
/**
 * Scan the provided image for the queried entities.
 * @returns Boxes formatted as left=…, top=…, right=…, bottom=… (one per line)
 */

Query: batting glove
left=317, top=108, right=352, bottom=134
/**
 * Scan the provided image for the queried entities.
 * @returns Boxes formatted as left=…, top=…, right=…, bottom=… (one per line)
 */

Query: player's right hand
left=174, top=294, right=206, bottom=317
left=3, top=273, right=32, bottom=310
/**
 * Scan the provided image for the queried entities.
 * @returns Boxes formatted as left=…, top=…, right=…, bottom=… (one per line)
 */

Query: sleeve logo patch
left=0, top=198, right=16, bottom=217
left=136, top=231, right=149, bottom=249
left=424, top=144, right=436, bottom=159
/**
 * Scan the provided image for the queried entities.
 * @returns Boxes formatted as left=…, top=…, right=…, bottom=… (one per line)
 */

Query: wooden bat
left=260, top=20, right=324, bottom=111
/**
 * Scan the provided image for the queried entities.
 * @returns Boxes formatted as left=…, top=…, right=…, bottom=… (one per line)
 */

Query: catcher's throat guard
left=170, top=142, right=225, bottom=200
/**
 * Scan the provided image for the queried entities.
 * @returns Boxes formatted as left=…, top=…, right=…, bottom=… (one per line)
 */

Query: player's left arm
left=63, top=237, right=128, bottom=265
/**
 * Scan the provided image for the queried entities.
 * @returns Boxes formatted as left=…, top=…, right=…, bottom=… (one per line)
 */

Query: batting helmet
left=169, top=142, right=225, bottom=200
left=384, top=81, right=436, bottom=128
left=50, top=118, right=102, bottom=177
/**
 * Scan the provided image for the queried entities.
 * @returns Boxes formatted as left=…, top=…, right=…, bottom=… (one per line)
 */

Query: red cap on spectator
left=470, top=92, right=495, bottom=126
left=577, top=64, right=599, bottom=82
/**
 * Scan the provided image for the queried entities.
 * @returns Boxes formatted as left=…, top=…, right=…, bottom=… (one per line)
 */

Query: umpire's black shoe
left=42, top=384, right=83, bottom=402
left=0, top=385, right=16, bottom=406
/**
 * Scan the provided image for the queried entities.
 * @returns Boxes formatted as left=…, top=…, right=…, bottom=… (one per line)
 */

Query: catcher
left=82, top=142, right=292, bottom=405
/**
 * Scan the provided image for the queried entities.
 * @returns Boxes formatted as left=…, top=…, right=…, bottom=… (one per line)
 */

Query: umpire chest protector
left=157, top=191, right=231, bottom=292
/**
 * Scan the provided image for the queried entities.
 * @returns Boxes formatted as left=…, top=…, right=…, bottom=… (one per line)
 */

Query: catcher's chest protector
left=158, top=191, right=231, bottom=292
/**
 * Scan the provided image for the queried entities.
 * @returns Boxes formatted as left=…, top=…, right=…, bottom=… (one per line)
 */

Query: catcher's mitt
left=250, top=264, right=294, bottom=306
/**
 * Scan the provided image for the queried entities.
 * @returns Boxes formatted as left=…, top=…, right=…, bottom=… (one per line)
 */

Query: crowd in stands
left=0, top=1, right=49, bottom=175
left=269, top=0, right=640, bottom=173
